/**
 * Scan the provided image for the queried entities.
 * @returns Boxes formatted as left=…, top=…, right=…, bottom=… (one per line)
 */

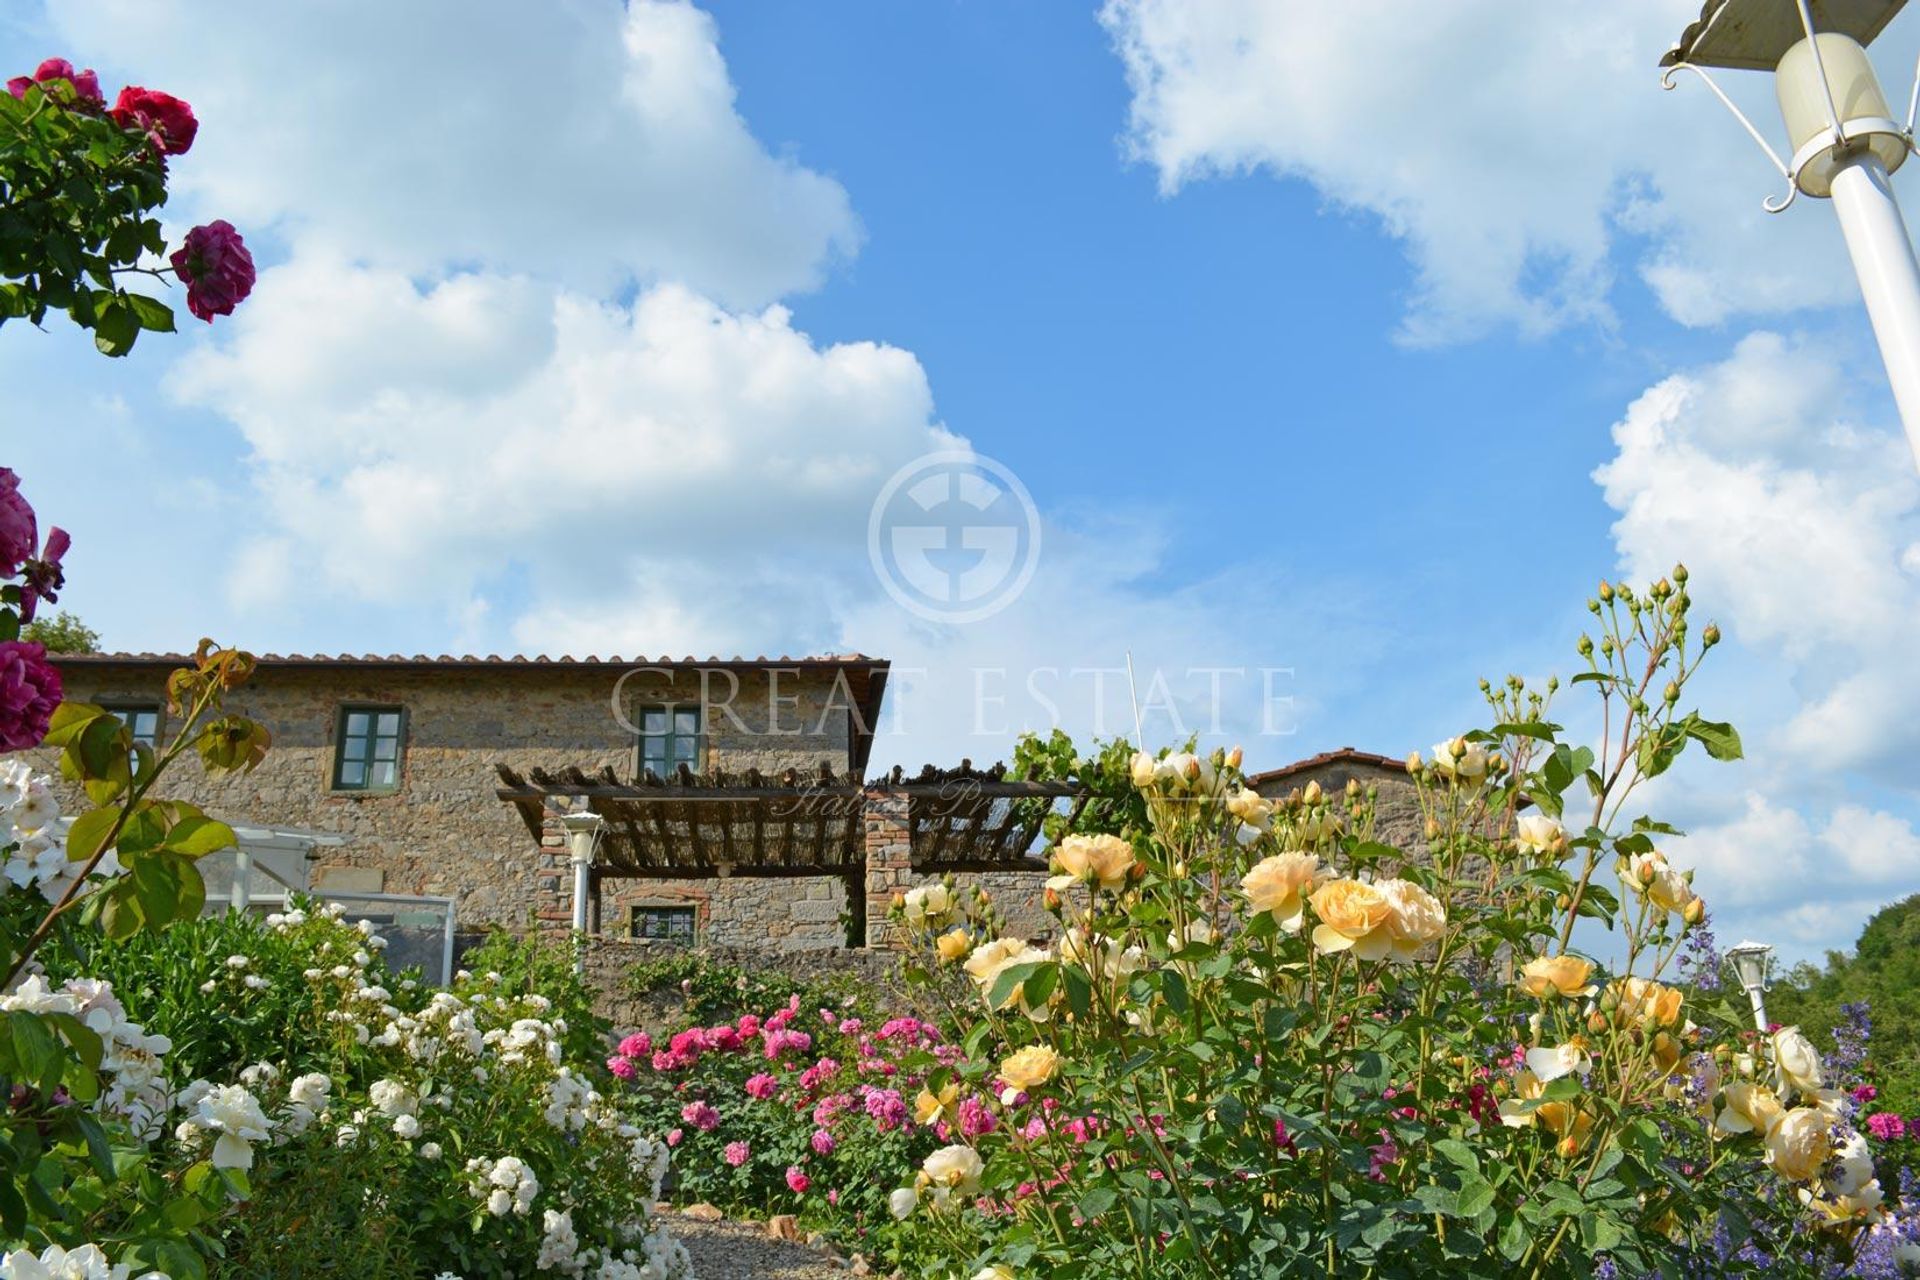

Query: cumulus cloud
left=172, top=268, right=955, bottom=655
left=44, top=0, right=859, bottom=308
left=1099, top=0, right=1896, bottom=341
left=1592, top=333, right=1920, bottom=957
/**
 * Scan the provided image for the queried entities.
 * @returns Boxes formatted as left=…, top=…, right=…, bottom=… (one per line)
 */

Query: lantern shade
left=1776, top=33, right=1909, bottom=192
left=1725, top=940, right=1774, bottom=992
left=1663, top=0, right=1909, bottom=70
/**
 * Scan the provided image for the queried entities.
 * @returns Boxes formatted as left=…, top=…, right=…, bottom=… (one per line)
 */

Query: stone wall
left=581, top=936, right=922, bottom=1031
left=1252, top=756, right=1423, bottom=864
left=37, top=661, right=864, bottom=930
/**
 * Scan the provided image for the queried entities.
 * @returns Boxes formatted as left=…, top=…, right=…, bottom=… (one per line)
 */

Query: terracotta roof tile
left=52, top=651, right=886, bottom=669
left=1248, top=747, right=1407, bottom=788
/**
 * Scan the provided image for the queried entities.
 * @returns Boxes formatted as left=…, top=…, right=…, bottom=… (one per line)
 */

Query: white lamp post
left=558, top=811, right=604, bottom=962
left=1664, top=0, right=1920, bottom=470
left=1725, top=939, right=1776, bottom=1033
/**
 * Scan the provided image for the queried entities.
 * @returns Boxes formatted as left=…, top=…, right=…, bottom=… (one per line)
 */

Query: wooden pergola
left=494, top=760, right=1094, bottom=946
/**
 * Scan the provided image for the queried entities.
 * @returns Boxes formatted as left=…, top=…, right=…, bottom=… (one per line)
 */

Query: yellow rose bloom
left=1518, top=954, right=1596, bottom=1000
left=935, top=929, right=972, bottom=966
left=915, top=1082, right=960, bottom=1127
left=1049, top=834, right=1138, bottom=892
left=1715, top=1081, right=1784, bottom=1137
left=1611, top=976, right=1684, bottom=1028
left=999, top=1045, right=1062, bottom=1092
left=1375, top=878, right=1446, bottom=962
left=1308, top=879, right=1393, bottom=960
left=1240, top=852, right=1322, bottom=933
left=1765, top=1106, right=1833, bottom=1181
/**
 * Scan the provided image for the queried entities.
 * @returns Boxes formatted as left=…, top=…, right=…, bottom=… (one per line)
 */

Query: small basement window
left=333, top=705, right=406, bottom=793
left=630, top=904, right=697, bottom=944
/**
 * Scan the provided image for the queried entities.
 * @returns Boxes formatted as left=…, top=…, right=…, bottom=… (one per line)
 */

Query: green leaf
left=162, top=815, right=237, bottom=859
left=1681, top=714, right=1743, bottom=762
left=125, top=292, right=175, bottom=334
left=91, top=297, right=138, bottom=356
left=9, top=1012, right=61, bottom=1089
left=64, top=806, right=121, bottom=865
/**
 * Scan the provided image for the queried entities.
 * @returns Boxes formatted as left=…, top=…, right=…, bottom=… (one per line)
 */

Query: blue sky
left=5, top=0, right=1919, bottom=963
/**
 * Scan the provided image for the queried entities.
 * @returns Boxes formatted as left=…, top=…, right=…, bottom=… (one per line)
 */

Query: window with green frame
left=332, top=705, right=405, bottom=792
left=629, top=904, right=697, bottom=944
left=636, top=704, right=703, bottom=780
left=105, top=703, right=162, bottom=750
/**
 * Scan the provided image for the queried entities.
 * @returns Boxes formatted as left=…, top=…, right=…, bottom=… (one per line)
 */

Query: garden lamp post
left=1663, top=0, right=1920, bottom=470
left=559, top=811, right=604, bottom=962
left=1726, top=939, right=1776, bottom=1033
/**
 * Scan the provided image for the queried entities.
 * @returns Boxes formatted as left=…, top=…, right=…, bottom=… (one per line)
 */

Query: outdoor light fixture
left=558, top=811, right=605, bottom=957
left=1663, top=0, right=1920, bottom=467
left=1725, top=939, right=1776, bottom=1032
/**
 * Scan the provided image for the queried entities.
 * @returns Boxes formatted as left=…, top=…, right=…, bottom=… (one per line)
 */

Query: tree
left=22, top=608, right=97, bottom=653
left=1, top=58, right=253, bottom=354
left=1768, top=894, right=1920, bottom=1115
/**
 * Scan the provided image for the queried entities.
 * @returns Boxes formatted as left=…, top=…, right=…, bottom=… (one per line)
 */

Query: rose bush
left=2, top=55, right=253, bottom=351
left=875, top=571, right=1919, bottom=1278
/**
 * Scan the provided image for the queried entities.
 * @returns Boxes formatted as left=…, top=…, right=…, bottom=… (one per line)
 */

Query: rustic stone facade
left=1250, top=748, right=1423, bottom=862
left=40, top=654, right=887, bottom=942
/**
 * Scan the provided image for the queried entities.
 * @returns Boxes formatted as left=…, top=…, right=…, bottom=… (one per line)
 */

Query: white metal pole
left=568, top=839, right=592, bottom=935
left=232, top=847, right=253, bottom=913
left=1828, top=151, right=1920, bottom=469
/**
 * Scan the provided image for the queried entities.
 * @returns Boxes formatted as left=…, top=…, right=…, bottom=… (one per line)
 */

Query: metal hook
left=1661, top=61, right=1799, bottom=213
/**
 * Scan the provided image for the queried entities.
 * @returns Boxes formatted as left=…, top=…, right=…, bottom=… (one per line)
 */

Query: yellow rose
left=1226, top=786, right=1274, bottom=832
left=1497, top=1070, right=1546, bottom=1128
left=1514, top=814, right=1567, bottom=858
left=1611, top=976, right=1684, bottom=1028
left=1537, top=1100, right=1594, bottom=1154
left=1375, top=878, right=1446, bottom=962
left=999, top=1045, right=1061, bottom=1092
left=902, top=882, right=959, bottom=930
left=1518, top=954, right=1596, bottom=1000
left=973, top=1266, right=1016, bottom=1280
left=1240, top=852, right=1322, bottom=932
left=1430, top=736, right=1487, bottom=786
left=1715, top=1081, right=1784, bottom=1137
left=1764, top=1106, right=1833, bottom=1182
left=963, top=937, right=1052, bottom=1019
left=1049, top=834, right=1138, bottom=892
left=916, top=1143, right=985, bottom=1207
left=915, top=1081, right=960, bottom=1127
left=1308, top=879, right=1393, bottom=960
left=935, top=929, right=972, bottom=966
left=1621, top=850, right=1697, bottom=914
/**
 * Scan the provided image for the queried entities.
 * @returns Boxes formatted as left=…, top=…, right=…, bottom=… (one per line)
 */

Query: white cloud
left=44, top=0, right=858, bottom=309
left=1592, top=332, right=1920, bottom=959
left=172, top=267, right=956, bottom=656
left=1099, top=0, right=1898, bottom=342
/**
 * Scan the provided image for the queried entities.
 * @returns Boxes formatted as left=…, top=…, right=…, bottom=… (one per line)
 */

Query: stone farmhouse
left=41, top=652, right=1416, bottom=956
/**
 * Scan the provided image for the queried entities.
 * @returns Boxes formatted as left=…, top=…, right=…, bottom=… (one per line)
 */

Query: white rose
left=888, top=1187, right=918, bottom=1219
left=1514, top=814, right=1565, bottom=857
left=1772, top=1026, right=1824, bottom=1095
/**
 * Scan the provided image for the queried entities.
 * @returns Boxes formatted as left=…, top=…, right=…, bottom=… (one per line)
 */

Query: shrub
left=877, top=573, right=1912, bottom=1279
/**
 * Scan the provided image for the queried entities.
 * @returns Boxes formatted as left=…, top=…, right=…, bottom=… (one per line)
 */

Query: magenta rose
left=8, top=58, right=102, bottom=105
left=110, top=85, right=197, bottom=155
left=0, top=641, right=61, bottom=752
left=19, top=526, right=69, bottom=623
left=169, top=221, right=256, bottom=323
left=0, top=468, right=37, bottom=578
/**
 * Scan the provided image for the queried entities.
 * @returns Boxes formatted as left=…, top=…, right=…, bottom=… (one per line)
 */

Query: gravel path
left=662, top=1209, right=859, bottom=1280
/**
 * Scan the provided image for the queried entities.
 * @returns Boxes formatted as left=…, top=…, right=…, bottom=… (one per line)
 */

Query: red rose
left=110, top=85, right=197, bottom=155
left=0, top=641, right=61, bottom=753
left=8, top=58, right=102, bottom=106
left=170, top=221, right=256, bottom=322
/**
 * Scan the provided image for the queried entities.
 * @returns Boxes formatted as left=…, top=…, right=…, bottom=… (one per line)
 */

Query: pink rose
left=809, top=1129, right=835, bottom=1156
left=170, top=221, right=255, bottom=323
left=0, top=641, right=61, bottom=752
left=723, top=1141, right=750, bottom=1168
left=8, top=59, right=102, bottom=106
left=20, top=526, right=68, bottom=623
left=744, top=1073, right=779, bottom=1101
left=680, top=1101, right=720, bottom=1132
left=617, top=1032, right=652, bottom=1059
left=784, top=1166, right=809, bottom=1194
left=606, top=1054, right=637, bottom=1081
left=110, top=85, right=197, bottom=155
left=0, top=469, right=37, bottom=578
left=665, top=1128, right=683, bottom=1147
